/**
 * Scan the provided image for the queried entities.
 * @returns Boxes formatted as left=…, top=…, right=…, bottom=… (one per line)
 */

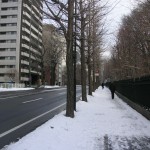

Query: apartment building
left=0, top=0, right=43, bottom=85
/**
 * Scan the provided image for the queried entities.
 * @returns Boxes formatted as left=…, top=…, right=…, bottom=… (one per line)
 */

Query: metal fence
left=0, top=83, right=25, bottom=88
left=106, top=76, right=150, bottom=110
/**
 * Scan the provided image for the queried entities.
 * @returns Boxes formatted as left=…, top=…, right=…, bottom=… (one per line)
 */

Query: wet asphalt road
left=0, top=87, right=81, bottom=149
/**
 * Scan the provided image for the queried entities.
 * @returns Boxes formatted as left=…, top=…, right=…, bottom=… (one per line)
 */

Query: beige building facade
left=0, top=0, right=43, bottom=84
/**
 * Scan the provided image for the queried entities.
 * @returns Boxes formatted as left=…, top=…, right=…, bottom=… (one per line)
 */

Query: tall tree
left=43, top=24, right=65, bottom=85
left=104, top=0, right=150, bottom=81
left=43, top=0, right=75, bottom=118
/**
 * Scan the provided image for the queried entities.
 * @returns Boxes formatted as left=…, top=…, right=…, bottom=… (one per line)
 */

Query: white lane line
left=0, top=95, right=25, bottom=100
left=22, top=98, right=43, bottom=104
left=0, top=102, right=66, bottom=138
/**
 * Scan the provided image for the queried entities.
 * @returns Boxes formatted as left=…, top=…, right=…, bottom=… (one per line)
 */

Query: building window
left=0, top=31, right=17, bottom=35
left=0, top=65, right=5, bottom=68
left=0, top=57, right=5, bottom=60
left=0, top=23, right=17, bottom=26
left=0, top=74, right=4, bottom=77
left=10, top=56, right=16, bottom=60
left=0, top=56, right=16, bottom=60
left=0, top=48, right=16, bottom=51
left=1, top=7, right=18, bottom=11
left=1, top=15, right=17, bottom=18
left=2, top=0, right=18, bottom=2
left=0, top=40, right=16, bottom=43
left=0, top=65, right=15, bottom=68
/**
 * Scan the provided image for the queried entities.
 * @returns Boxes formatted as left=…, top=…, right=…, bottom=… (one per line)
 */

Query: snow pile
left=0, top=85, right=60, bottom=92
left=44, top=85, right=60, bottom=88
left=3, top=87, right=150, bottom=150
left=0, top=88, right=34, bottom=92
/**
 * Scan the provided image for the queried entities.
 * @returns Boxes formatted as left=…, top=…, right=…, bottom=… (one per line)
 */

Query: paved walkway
left=93, top=87, right=150, bottom=150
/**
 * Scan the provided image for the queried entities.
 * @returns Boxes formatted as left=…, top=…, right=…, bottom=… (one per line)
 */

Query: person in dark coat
left=101, top=83, right=104, bottom=89
left=109, top=82, right=116, bottom=99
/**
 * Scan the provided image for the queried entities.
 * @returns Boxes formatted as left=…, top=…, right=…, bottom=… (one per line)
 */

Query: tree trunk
left=87, top=1, right=92, bottom=95
left=50, top=64, right=56, bottom=85
left=80, top=0, right=87, bottom=102
left=66, top=0, right=74, bottom=118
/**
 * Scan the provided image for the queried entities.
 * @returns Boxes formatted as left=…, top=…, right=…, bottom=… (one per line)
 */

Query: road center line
left=22, top=98, right=43, bottom=104
left=0, top=102, right=66, bottom=138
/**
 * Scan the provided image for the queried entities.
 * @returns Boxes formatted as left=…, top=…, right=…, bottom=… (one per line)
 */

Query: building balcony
left=22, top=35, right=30, bottom=42
left=22, top=44, right=29, bottom=49
left=23, top=11, right=31, bottom=19
left=21, top=77, right=29, bottom=81
left=22, top=19, right=30, bottom=27
left=31, top=70, right=37, bottom=74
left=21, top=60, right=29, bottom=65
left=21, top=52, right=29, bottom=58
left=30, top=47, right=41, bottom=55
left=32, top=5, right=42, bottom=17
left=23, top=4, right=31, bottom=12
left=31, top=32, right=38, bottom=40
left=22, top=27, right=30, bottom=34
left=31, top=25, right=39, bottom=34
left=21, top=69, right=29, bottom=73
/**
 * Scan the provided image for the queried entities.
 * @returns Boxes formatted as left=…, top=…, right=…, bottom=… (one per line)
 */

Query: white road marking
left=0, top=95, right=26, bottom=100
left=0, top=103, right=66, bottom=138
left=22, top=98, right=43, bottom=104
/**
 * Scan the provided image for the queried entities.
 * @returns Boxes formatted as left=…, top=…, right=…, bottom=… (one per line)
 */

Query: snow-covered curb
left=0, top=88, right=34, bottom=92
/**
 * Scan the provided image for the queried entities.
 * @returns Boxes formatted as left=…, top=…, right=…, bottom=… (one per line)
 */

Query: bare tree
left=43, top=0, right=75, bottom=118
left=43, top=24, right=65, bottom=85
left=104, top=0, right=150, bottom=81
left=6, top=69, right=19, bottom=83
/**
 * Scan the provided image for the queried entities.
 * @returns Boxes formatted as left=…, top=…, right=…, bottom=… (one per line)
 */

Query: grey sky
left=102, top=0, right=137, bottom=57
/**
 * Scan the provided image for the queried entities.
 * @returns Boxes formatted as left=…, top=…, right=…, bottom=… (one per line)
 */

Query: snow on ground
left=44, top=85, right=60, bottom=88
left=0, top=88, right=34, bottom=92
left=0, top=85, right=60, bottom=92
left=2, top=87, right=150, bottom=150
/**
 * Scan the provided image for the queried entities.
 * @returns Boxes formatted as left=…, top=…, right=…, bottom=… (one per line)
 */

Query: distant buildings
left=0, top=0, right=43, bottom=85
left=43, top=24, right=66, bottom=86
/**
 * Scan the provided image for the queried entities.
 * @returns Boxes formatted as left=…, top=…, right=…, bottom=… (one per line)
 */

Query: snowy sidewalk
left=3, top=87, right=150, bottom=150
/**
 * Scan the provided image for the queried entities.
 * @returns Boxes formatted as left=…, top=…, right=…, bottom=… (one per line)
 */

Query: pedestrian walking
left=101, top=83, right=104, bottom=89
left=109, top=82, right=116, bottom=99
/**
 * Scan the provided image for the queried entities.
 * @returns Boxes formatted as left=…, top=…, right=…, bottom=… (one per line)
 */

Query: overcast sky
left=102, top=0, right=137, bottom=57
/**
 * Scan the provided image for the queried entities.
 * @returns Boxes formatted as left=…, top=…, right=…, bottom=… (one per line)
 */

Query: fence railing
left=0, top=83, right=25, bottom=88
left=106, top=76, right=150, bottom=110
